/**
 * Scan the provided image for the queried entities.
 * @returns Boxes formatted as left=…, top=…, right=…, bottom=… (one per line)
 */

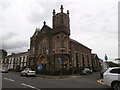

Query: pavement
left=36, top=74, right=81, bottom=80
left=35, top=72, right=108, bottom=86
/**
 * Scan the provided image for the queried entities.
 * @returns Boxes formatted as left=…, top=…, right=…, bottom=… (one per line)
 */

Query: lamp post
left=59, top=57, right=62, bottom=78
left=59, top=47, right=65, bottom=78
left=53, top=50, right=55, bottom=68
left=69, top=62, right=72, bottom=75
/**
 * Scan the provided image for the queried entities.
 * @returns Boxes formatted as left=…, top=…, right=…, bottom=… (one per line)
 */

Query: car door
left=107, top=68, right=120, bottom=87
left=109, top=68, right=120, bottom=81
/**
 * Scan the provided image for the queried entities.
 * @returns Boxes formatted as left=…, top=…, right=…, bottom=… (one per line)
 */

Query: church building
left=29, top=5, right=92, bottom=75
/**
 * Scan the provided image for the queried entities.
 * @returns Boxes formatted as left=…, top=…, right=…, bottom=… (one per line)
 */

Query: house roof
left=6, top=52, right=28, bottom=58
left=40, top=25, right=52, bottom=32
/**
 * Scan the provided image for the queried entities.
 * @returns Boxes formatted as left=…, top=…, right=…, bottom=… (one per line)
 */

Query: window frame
left=109, top=68, right=120, bottom=74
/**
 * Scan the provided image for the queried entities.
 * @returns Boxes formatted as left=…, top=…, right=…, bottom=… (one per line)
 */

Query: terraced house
left=3, top=51, right=29, bottom=71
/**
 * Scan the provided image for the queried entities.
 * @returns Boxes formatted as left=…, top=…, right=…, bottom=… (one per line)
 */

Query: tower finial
left=53, top=9, right=55, bottom=15
left=67, top=10, right=69, bottom=15
left=60, top=5, right=64, bottom=13
left=43, top=21, right=46, bottom=25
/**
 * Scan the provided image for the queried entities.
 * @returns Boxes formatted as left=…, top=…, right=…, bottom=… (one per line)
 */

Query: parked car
left=20, top=68, right=36, bottom=77
left=0, top=67, right=8, bottom=73
left=103, top=67, right=120, bottom=90
left=100, top=68, right=108, bottom=78
left=80, top=68, right=92, bottom=75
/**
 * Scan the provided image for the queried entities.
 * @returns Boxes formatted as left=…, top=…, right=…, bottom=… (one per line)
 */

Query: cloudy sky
left=0, top=0, right=119, bottom=62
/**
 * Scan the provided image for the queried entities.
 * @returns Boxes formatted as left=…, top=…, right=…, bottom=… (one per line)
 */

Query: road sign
left=104, top=54, right=108, bottom=61
left=37, top=64, right=43, bottom=70
left=58, top=58, right=62, bottom=64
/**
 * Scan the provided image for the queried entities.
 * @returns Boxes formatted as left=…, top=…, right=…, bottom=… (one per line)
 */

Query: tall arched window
left=41, top=38, right=49, bottom=55
left=56, top=36, right=61, bottom=48
left=87, top=55, right=89, bottom=67
left=82, top=54, right=85, bottom=68
left=64, top=36, right=67, bottom=48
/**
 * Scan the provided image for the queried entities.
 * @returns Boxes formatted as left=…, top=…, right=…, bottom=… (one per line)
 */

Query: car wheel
left=20, top=73, right=23, bottom=76
left=112, top=82, right=120, bottom=90
left=25, top=73, right=28, bottom=77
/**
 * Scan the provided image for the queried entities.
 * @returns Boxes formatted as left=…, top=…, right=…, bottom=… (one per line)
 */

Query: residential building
left=0, top=49, right=7, bottom=67
left=91, top=54, right=102, bottom=71
left=3, top=51, right=29, bottom=71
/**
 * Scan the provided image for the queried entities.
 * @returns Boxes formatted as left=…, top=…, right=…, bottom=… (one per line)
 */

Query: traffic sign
left=104, top=54, right=108, bottom=61
left=58, top=58, right=62, bottom=64
left=37, top=64, right=43, bottom=70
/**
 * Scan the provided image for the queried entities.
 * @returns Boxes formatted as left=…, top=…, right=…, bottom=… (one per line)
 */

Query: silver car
left=0, top=67, right=8, bottom=73
left=20, top=68, right=36, bottom=77
left=103, top=67, right=120, bottom=90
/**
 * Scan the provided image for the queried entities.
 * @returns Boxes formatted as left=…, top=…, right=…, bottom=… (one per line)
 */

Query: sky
left=0, top=0, right=119, bottom=63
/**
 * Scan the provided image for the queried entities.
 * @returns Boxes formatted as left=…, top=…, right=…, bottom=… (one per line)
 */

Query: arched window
left=87, top=55, right=89, bottom=67
left=82, top=54, right=85, bottom=68
left=40, top=38, right=49, bottom=55
left=56, top=36, right=61, bottom=48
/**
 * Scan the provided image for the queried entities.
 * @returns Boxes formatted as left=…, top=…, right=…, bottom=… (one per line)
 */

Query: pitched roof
left=6, top=52, right=28, bottom=58
left=70, top=38, right=91, bottom=50
left=41, top=25, right=52, bottom=32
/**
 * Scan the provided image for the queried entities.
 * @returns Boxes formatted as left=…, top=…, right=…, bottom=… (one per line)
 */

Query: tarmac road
left=2, top=71, right=109, bottom=89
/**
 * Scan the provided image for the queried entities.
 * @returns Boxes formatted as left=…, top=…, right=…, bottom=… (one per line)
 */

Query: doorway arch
left=37, top=56, right=47, bottom=65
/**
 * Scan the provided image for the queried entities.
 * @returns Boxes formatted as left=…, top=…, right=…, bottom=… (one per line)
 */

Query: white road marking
left=21, top=83, right=41, bottom=90
left=4, top=78, right=14, bottom=82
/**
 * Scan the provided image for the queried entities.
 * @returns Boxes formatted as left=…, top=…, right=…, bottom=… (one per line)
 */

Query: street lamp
left=58, top=58, right=62, bottom=78
left=69, top=62, right=72, bottom=74
left=58, top=47, right=65, bottom=78
left=53, top=49, right=55, bottom=68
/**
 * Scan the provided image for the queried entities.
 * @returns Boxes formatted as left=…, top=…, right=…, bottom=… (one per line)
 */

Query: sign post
left=104, top=54, right=108, bottom=61
left=104, top=54, right=109, bottom=68
left=58, top=58, right=62, bottom=78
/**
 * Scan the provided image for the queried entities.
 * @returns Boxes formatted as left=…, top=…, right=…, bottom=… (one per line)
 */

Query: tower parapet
left=52, top=5, right=70, bottom=35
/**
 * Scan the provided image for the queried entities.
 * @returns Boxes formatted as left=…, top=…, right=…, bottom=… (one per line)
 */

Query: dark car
left=100, top=68, right=108, bottom=78
left=80, top=68, right=92, bottom=75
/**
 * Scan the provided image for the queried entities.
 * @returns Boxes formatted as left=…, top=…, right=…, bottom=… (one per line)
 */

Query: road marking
left=21, top=83, right=41, bottom=90
left=97, top=79, right=105, bottom=85
left=4, top=78, right=14, bottom=82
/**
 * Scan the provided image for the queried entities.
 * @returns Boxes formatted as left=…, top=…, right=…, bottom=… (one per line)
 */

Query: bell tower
left=52, top=5, right=70, bottom=35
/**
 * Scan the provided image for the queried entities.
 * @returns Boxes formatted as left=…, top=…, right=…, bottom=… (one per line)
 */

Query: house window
left=87, top=55, right=89, bottom=67
left=24, top=63, right=26, bottom=67
left=56, top=36, right=61, bottom=48
left=82, top=54, right=85, bottom=67
left=110, top=69, right=120, bottom=74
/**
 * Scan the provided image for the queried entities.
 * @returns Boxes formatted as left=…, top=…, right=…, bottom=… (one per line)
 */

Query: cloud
left=1, top=32, right=29, bottom=53
left=0, top=0, right=11, bottom=10
left=2, top=39, right=28, bottom=50
left=2, top=32, right=16, bottom=41
left=0, top=0, right=118, bottom=60
left=27, top=2, right=64, bottom=25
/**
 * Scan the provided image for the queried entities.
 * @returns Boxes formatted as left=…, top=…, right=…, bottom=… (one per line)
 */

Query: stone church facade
left=29, top=5, right=92, bottom=75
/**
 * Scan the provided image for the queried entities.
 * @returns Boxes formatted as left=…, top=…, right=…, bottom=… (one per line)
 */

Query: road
left=2, top=71, right=109, bottom=89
